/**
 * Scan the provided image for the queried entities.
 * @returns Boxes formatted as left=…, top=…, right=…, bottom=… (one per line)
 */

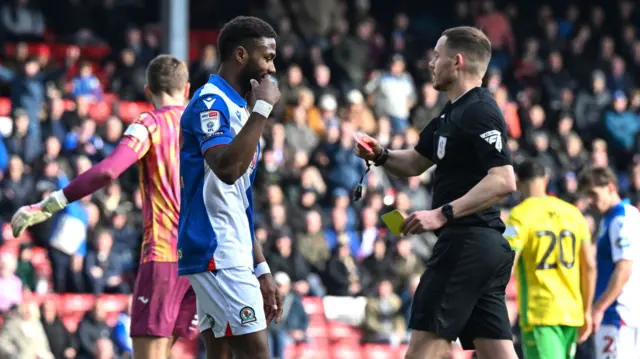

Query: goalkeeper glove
left=11, top=190, right=68, bottom=237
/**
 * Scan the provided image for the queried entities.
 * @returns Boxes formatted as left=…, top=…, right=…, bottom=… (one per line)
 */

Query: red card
left=353, top=132, right=373, bottom=153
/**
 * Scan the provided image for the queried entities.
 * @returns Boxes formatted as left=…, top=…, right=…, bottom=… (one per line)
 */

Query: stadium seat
left=307, top=318, right=328, bottom=339
left=0, top=242, right=19, bottom=256
left=0, top=97, right=11, bottom=116
left=297, top=342, right=330, bottom=359
left=330, top=343, right=362, bottom=359
left=327, top=320, right=362, bottom=343
left=83, top=45, right=111, bottom=61
left=118, top=101, right=154, bottom=123
left=88, top=101, right=111, bottom=123
left=302, top=296, right=325, bottom=317
left=58, top=294, right=95, bottom=315
left=30, top=246, right=50, bottom=273
left=62, top=99, right=76, bottom=111
left=2, top=222, right=34, bottom=244
left=103, top=93, right=118, bottom=105
left=51, top=44, right=70, bottom=60
left=363, top=344, right=394, bottom=359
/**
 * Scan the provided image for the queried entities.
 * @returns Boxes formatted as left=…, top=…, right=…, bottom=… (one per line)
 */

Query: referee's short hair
left=516, top=159, right=547, bottom=182
left=578, top=166, right=618, bottom=191
left=442, top=26, right=492, bottom=76
left=217, top=16, right=277, bottom=61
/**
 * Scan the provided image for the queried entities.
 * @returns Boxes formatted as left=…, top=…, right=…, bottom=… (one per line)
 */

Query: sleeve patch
left=200, top=110, right=221, bottom=135
left=480, top=130, right=503, bottom=152
left=124, top=123, right=149, bottom=142
left=616, top=237, right=630, bottom=249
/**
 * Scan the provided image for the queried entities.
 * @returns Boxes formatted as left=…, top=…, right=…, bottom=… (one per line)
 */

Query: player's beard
left=433, top=70, right=455, bottom=92
left=239, top=63, right=266, bottom=93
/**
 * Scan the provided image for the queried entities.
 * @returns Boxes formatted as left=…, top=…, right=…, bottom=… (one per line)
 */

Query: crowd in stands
left=0, top=0, right=640, bottom=358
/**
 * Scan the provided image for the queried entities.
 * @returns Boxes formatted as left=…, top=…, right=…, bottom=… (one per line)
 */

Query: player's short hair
left=578, top=166, right=618, bottom=191
left=441, top=26, right=492, bottom=76
left=145, top=54, right=189, bottom=96
left=516, top=159, right=547, bottom=182
left=217, top=16, right=277, bottom=61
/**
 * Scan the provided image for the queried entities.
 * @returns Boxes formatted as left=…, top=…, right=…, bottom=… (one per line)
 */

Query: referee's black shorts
left=409, top=226, right=515, bottom=350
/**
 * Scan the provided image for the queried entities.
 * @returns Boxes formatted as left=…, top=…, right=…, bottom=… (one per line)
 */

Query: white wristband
left=254, top=262, right=271, bottom=278
left=252, top=100, right=273, bottom=118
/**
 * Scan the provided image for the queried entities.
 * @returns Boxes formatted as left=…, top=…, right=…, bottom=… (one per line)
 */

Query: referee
left=354, top=26, right=518, bottom=359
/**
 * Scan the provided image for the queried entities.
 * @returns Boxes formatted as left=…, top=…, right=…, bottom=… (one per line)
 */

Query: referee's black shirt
left=414, top=87, right=512, bottom=233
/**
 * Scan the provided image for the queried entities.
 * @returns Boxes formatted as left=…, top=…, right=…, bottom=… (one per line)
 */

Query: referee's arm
left=449, top=103, right=516, bottom=217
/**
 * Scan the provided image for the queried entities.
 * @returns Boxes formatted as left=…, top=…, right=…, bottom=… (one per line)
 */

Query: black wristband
left=373, top=147, right=389, bottom=167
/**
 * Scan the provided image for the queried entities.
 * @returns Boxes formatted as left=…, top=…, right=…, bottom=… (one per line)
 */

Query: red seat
left=51, top=44, right=70, bottom=61
left=307, top=319, right=328, bottom=339
left=83, top=45, right=111, bottom=61
left=88, top=101, right=111, bottom=123
left=302, top=296, right=325, bottom=317
left=327, top=321, right=362, bottom=343
left=297, top=343, right=329, bottom=359
left=331, top=343, right=362, bottom=359
left=363, top=344, right=393, bottom=359
left=100, top=294, right=128, bottom=313
left=62, top=99, right=76, bottom=111
left=119, top=101, right=153, bottom=123
left=103, top=93, right=118, bottom=105
left=0, top=97, right=11, bottom=116
left=59, top=294, right=95, bottom=315
left=0, top=242, right=19, bottom=257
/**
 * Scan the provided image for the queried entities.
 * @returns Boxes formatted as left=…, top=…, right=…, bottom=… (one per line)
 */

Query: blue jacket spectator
left=72, top=62, right=103, bottom=102
left=112, top=312, right=132, bottom=355
left=603, top=91, right=640, bottom=153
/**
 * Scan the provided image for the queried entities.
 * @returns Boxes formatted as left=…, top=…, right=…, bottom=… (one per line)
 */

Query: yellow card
left=381, top=210, right=405, bottom=236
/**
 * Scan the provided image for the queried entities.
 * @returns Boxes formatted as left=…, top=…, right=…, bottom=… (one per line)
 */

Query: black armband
left=374, top=147, right=389, bottom=167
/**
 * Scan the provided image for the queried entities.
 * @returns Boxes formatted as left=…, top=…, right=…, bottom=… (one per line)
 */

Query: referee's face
left=430, top=36, right=457, bottom=91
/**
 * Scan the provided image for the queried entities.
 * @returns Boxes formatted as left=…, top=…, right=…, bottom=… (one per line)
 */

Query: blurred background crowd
left=0, top=0, right=639, bottom=358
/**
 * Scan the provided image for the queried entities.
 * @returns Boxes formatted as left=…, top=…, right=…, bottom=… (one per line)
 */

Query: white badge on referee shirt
left=437, top=136, right=447, bottom=159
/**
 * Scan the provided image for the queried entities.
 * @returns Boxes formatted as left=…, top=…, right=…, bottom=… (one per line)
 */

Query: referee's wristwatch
left=373, top=147, right=389, bottom=166
left=441, top=204, right=455, bottom=221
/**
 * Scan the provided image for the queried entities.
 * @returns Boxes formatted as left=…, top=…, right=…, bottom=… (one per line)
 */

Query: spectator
left=112, top=296, right=132, bottom=357
left=370, top=55, right=416, bottom=134
left=84, top=228, right=127, bottom=294
left=391, top=239, right=424, bottom=292
left=361, top=238, right=394, bottom=296
left=574, top=70, right=611, bottom=143
left=358, top=207, right=382, bottom=259
left=0, top=253, right=22, bottom=313
left=325, top=243, right=362, bottom=296
left=4, top=109, right=40, bottom=165
left=400, top=275, right=422, bottom=326
left=0, top=155, right=35, bottom=220
left=41, top=298, right=77, bottom=359
left=72, top=61, right=103, bottom=102
left=110, top=48, right=146, bottom=101
left=0, top=301, right=53, bottom=359
left=15, top=243, right=36, bottom=291
left=268, top=232, right=312, bottom=296
left=362, top=279, right=406, bottom=344
left=297, top=210, right=331, bottom=273
left=190, top=45, right=219, bottom=92
left=77, top=299, right=111, bottom=359
left=603, top=91, right=640, bottom=167
left=268, top=272, right=309, bottom=359
left=410, top=82, right=446, bottom=131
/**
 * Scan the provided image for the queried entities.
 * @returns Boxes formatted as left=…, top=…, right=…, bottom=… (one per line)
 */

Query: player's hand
left=11, top=191, right=67, bottom=237
left=578, top=312, right=592, bottom=343
left=258, top=273, right=283, bottom=324
left=353, top=133, right=383, bottom=161
left=250, top=75, right=281, bottom=106
left=401, top=209, right=447, bottom=235
left=592, top=307, right=605, bottom=333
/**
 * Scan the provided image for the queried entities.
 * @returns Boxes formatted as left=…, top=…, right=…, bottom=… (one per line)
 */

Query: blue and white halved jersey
left=595, top=199, right=640, bottom=327
left=178, top=74, right=259, bottom=275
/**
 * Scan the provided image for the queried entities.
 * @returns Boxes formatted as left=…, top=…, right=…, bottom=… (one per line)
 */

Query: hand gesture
left=353, top=133, right=383, bottom=161
left=250, top=76, right=281, bottom=106
left=592, top=307, right=605, bottom=333
left=577, top=312, right=592, bottom=343
left=258, top=273, right=283, bottom=324
left=400, top=209, right=447, bottom=235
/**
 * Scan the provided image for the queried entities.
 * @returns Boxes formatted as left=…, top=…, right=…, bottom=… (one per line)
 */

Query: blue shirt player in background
left=578, top=166, right=640, bottom=359
left=178, top=16, right=282, bottom=359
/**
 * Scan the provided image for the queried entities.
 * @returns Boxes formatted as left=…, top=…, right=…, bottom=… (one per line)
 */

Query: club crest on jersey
left=200, top=110, right=220, bottom=136
left=247, top=151, right=259, bottom=174
left=239, top=306, right=256, bottom=324
left=437, top=136, right=447, bottom=159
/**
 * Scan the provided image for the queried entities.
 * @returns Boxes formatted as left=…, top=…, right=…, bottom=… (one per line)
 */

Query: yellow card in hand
left=381, top=210, right=405, bottom=236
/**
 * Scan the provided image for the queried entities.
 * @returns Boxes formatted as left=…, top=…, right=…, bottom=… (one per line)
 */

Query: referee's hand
left=401, top=209, right=447, bottom=235
left=353, top=133, right=382, bottom=161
